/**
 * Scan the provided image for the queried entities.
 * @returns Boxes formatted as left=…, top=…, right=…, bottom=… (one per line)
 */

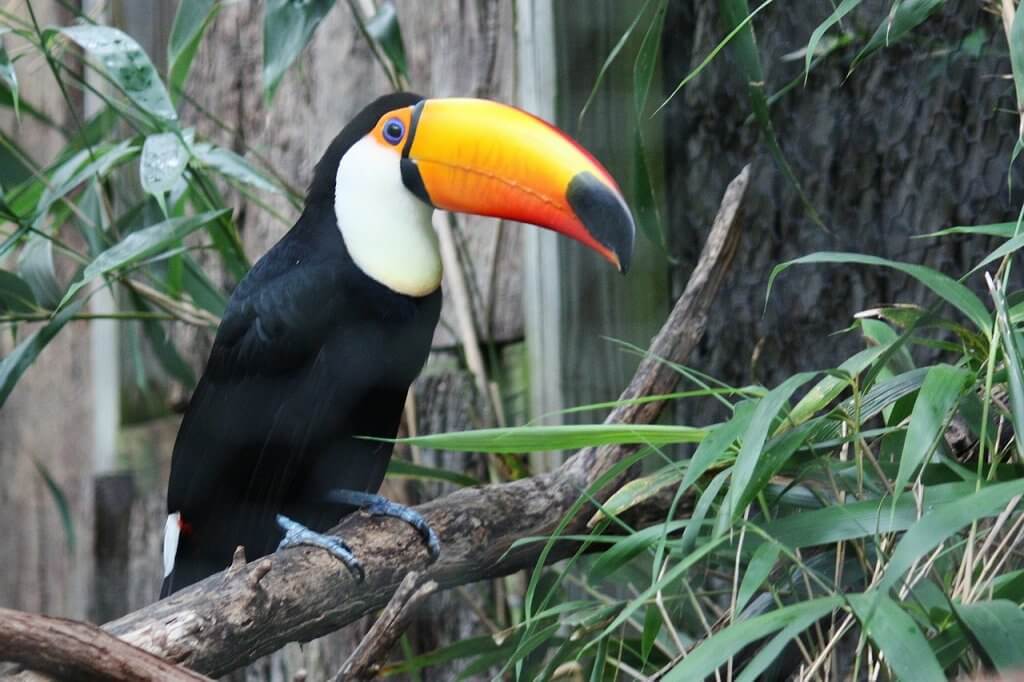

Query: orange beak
left=401, top=98, right=635, bottom=273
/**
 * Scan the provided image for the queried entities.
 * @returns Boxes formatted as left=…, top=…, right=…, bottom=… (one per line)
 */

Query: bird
left=160, top=92, right=635, bottom=596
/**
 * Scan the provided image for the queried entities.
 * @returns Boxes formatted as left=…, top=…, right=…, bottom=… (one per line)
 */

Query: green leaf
left=727, top=372, right=818, bottom=520
left=955, top=600, right=1024, bottom=673
left=641, top=603, right=662, bottom=663
left=789, top=345, right=886, bottom=426
left=578, top=0, right=655, bottom=126
left=59, top=210, right=228, bottom=309
left=664, top=597, right=843, bottom=680
left=34, top=141, right=139, bottom=223
left=759, top=480, right=976, bottom=550
left=365, top=1, right=408, bottom=81
left=655, top=0, right=775, bottom=115
left=847, top=593, right=944, bottom=681
left=918, top=222, right=1020, bottom=239
left=390, top=424, right=706, bottom=454
left=679, top=468, right=731, bottom=554
left=59, top=25, right=177, bottom=121
left=262, top=0, right=336, bottom=101
left=850, top=0, right=946, bottom=71
left=141, top=318, right=196, bottom=388
left=167, top=0, right=220, bottom=101
left=768, top=252, right=992, bottom=334
left=968, top=231, right=1024, bottom=276
left=1008, top=0, right=1024, bottom=117
left=587, top=520, right=689, bottom=582
left=140, top=132, right=189, bottom=198
left=0, top=270, right=36, bottom=313
left=33, top=458, right=75, bottom=553
left=804, top=0, right=860, bottom=83
left=17, top=237, right=61, bottom=309
left=385, top=458, right=480, bottom=487
left=879, top=478, right=1024, bottom=593
left=893, top=363, right=972, bottom=497
left=0, top=28, right=18, bottom=119
left=190, top=142, right=280, bottom=193
left=993, top=281, right=1024, bottom=463
left=736, top=540, right=779, bottom=614
left=0, top=301, right=83, bottom=408
left=592, top=463, right=684, bottom=522
left=681, top=400, right=755, bottom=490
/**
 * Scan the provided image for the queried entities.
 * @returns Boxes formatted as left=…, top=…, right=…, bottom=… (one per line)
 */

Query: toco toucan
left=161, top=93, right=635, bottom=596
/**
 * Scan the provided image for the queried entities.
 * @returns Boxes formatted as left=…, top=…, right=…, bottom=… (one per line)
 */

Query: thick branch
left=95, top=167, right=750, bottom=677
left=0, top=608, right=209, bottom=682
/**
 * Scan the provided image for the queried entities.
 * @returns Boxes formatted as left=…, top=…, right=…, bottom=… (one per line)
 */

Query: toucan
left=161, top=92, right=635, bottom=596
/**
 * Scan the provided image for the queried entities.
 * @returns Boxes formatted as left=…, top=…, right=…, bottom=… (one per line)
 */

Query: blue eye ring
left=382, top=117, right=405, bottom=145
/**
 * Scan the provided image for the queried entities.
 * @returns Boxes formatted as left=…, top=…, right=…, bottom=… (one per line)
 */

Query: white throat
left=334, top=137, right=441, bottom=297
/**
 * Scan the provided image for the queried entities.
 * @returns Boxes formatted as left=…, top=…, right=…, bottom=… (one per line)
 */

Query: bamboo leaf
left=34, top=458, right=75, bottom=553
left=17, top=237, right=61, bottom=309
left=59, top=25, right=177, bottom=121
left=893, top=363, right=972, bottom=497
left=190, top=142, right=280, bottom=194
left=804, top=0, right=860, bottom=83
left=0, top=270, right=36, bottom=313
left=262, top=0, right=336, bottom=101
left=768, top=252, right=992, bottom=333
left=59, top=210, right=228, bottom=309
left=0, top=28, right=18, bottom=119
left=879, top=478, right=1024, bottom=593
left=848, top=593, right=944, bottom=681
left=386, top=458, right=480, bottom=487
left=140, top=132, right=189, bottom=198
left=0, top=301, right=83, bottom=408
left=390, top=424, right=706, bottom=454
left=919, top=222, right=1020, bottom=239
left=736, top=541, right=779, bottom=614
left=167, top=0, right=220, bottom=100
left=992, top=280, right=1024, bottom=462
left=365, top=1, right=408, bottom=81
left=664, top=597, right=843, bottom=680
left=727, top=371, right=817, bottom=520
left=850, top=0, right=946, bottom=71
left=955, top=600, right=1024, bottom=673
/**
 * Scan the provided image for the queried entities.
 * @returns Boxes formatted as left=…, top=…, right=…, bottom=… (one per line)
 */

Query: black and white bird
left=161, top=92, right=635, bottom=596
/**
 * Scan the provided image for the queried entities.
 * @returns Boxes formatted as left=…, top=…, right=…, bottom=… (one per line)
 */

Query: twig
left=0, top=607, right=209, bottom=681
left=333, top=572, right=438, bottom=681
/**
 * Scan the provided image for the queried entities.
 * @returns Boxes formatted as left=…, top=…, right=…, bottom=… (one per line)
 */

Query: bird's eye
left=382, top=118, right=405, bottom=145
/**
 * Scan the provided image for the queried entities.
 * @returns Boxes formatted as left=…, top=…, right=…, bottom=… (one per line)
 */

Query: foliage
left=1, top=1, right=1023, bottom=681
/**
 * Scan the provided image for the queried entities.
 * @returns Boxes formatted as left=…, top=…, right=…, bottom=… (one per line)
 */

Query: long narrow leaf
left=768, top=252, right=992, bottom=333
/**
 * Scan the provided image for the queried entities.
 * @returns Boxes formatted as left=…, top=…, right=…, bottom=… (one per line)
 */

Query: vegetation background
left=1, top=0, right=1023, bottom=680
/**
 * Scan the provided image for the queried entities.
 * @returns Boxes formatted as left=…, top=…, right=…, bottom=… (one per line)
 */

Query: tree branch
left=333, top=571, right=438, bottom=681
left=0, top=608, right=210, bottom=681
left=9, top=167, right=749, bottom=679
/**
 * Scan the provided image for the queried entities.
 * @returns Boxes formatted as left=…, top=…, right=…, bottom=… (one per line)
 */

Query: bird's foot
left=326, top=490, right=441, bottom=561
left=276, top=514, right=365, bottom=582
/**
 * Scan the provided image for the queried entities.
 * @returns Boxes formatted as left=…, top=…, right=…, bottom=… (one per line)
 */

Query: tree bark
left=0, top=608, right=209, bottom=682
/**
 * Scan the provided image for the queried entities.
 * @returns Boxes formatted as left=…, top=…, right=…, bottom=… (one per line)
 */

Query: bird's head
left=309, top=92, right=635, bottom=297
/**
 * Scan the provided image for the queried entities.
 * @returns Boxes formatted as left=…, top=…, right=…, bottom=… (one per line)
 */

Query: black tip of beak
left=567, top=172, right=636, bottom=274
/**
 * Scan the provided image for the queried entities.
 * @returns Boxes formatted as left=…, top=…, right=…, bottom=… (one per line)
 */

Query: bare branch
left=334, top=571, right=438, bottom=681
left=0, top=608, right=210, bottom=681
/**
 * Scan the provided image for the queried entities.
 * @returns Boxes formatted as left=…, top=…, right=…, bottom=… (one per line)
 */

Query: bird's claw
left=276, top=514, right=365, bottom=582
left=326, top=490, right=441, bottom=562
